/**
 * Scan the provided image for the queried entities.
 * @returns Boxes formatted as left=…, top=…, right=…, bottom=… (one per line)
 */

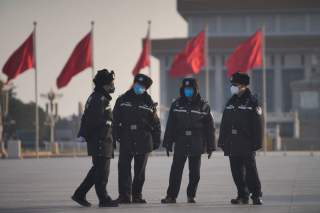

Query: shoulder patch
left=256, top=106, right=262, bottom=115
left=100, top=96, right=106, bottom=101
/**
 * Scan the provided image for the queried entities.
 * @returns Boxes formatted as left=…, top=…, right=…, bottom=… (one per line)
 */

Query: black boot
left=99, top=197, right=119, bottom=207
left=231, top=197, right=249, bottom=205
left=132, top=196, right=147, bottom=204
left=116, top=195, right=131, bottom=204
left=252, top=196, right=263, bottom=205
left=187, top=197, right=196, bottom=203
left=71, top=194, right=92, bottom=207
left=161, top=196, right=176, bottom=204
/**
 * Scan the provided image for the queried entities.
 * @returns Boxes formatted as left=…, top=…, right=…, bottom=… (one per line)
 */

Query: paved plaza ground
left=0, top=152, right=320, bottom=213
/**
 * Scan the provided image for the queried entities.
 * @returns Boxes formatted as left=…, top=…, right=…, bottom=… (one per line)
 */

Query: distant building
left=151, top=0, right=320, bottom=149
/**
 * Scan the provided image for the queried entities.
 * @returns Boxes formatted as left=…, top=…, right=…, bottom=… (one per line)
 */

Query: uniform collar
left=180, top=94, right=202, bottom=105
left=94, top=87, right=112, bottom=101
left=126, top=89, right=148, bottom=102
left=230, top=88, right=251, bottom=103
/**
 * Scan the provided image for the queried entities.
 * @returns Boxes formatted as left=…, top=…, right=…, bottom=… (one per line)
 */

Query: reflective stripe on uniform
left=238, top=106, right=253, bottom=110
left=226, top=105, right=235, bottom=109
left=173, top=109, right=187, bottom=113
left=120, top=102, right=132, bottom=107
left=190, top=110, right=207, bottom=115
left=138, top=105, right=153, bottom=112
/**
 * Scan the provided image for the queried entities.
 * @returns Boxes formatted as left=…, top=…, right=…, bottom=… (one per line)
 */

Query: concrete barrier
left=8, top=140, right=22, bottom=159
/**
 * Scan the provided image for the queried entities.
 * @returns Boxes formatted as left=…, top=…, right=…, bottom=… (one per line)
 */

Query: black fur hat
left=93, top=69, right=115, bottom=86
left=230, top=72, right=250, bottom=86
left=134, top=74, right=153, bottom=89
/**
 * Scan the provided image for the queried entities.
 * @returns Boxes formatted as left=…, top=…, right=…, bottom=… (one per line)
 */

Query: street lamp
left=41, top=89, right=62, bottom=153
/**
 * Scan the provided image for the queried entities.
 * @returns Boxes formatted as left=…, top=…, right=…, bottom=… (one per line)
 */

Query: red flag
left=226, top=30, right=263, bottom=77
left=169, top=31, right=205, bottom=77
left=132, top=28, right=150, bottom=76
left=57, top=32, right=92, bottom=89
left=2, top=32, right=34, bottom=82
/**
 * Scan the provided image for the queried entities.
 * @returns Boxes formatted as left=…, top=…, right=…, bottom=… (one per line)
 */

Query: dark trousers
left=166, top=152, right=201, bottom=198
left=229, top=155, right=262, bottom=198
left=74, top=156, right=110, bottom=202
left=118, top=152, right=149, bottom=198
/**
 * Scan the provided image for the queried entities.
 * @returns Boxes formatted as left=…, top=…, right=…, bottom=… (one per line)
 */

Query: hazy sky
left=0, top=0, right=187, bottom=117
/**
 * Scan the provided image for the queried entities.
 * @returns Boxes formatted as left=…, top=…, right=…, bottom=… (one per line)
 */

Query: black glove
left=165, top=146, right=172, bottom=157
left=153, top=144, right=160, bottom=151
left=208, top=151, right=212, bottom=159
left=166, top=148, right=170, bottom=157
left=218, top=145, right=224, bottom=152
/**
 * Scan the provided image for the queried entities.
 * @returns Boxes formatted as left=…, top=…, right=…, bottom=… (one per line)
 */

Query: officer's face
left=133, top=83, right=146, bottom=95
left=103, top=81, right=115, bottom=93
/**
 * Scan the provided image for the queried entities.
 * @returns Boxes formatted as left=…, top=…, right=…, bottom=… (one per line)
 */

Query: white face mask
left=230, top=85, right=240, bottom=95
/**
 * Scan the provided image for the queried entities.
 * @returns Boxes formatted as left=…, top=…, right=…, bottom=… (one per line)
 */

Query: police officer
left=161, top=77, right=215, bottom=204
left=218, top=72, right=263, bottom=205
left=72, top=69, right=118, bottom=208
left=113, top=74, right=161, bottom=204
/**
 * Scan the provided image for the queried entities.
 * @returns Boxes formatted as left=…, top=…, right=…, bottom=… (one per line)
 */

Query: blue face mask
left=133, top=83, right=146, bottom=95
left=184, top=87, right=194, bottom=98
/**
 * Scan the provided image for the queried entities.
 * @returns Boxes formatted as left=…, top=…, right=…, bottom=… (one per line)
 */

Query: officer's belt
left=178, top=129, right=202, bottom=136
left=121, top=124, right=147, bottom=131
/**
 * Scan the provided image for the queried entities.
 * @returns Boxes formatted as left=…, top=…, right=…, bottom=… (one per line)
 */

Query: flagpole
left=204, top=24, right=210, bottom=104
left=91, top=21, right=95, bottom=90
left=33, top=22, right=39, bottom=159
left=262, top=26, right=267, bottom=155
left=147, top=20, right=152, bottom=95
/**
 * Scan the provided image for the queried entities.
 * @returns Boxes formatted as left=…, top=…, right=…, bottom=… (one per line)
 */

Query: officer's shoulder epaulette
left=144, top=93, right=154, bottom=104
left=200, top=98, right=208, bottom=105
left=91, top=92, right=103, bottom=101
left=171, top=98, right=179, bottom=107
left=200, top=99, right=211, bottom=111
left=250, top=93, right=260, bottom=107
left=116, top=94, right=126, bottom=102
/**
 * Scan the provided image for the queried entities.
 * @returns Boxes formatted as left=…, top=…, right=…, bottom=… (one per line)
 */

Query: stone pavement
left=0, top=152, right=320, bottom=213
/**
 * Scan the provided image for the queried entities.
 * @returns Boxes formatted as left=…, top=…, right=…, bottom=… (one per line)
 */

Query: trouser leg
left=93, top=156, right=110, bottom=202
left=244, top=155, right=262, bottom=197
left=132, top=153, right=149, bottom=198
left=186, top=155, right=201, bottom=198
left=166, top=152, right=187, bottom=198
left=118, top=151, right=133, bottom=198
left=229, top=156, right=249, bottom=198
left=73, top=162, right=95, bottom=197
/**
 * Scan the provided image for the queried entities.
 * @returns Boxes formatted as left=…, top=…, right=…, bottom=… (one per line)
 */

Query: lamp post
left=41, top=90, right=62, bottom=153
left=0, top=82, right=14, bottom=158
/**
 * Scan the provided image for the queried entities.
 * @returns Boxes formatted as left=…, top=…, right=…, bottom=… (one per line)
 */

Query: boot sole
left=71, top=196, right=92, bottom=207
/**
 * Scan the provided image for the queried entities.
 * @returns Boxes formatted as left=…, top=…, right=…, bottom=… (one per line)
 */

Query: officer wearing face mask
left=113, top=74, right=161, bottom=204
left=218, top=72, right=263, bottom=205
left=72, top=69, right=118, bottom=208
left=161, top=77, right=215, bottom=204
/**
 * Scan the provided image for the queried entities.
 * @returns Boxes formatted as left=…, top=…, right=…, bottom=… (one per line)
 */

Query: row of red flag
left=167, top=29, right=263, bottom=77
left=2, top=28, right=263, bottom=89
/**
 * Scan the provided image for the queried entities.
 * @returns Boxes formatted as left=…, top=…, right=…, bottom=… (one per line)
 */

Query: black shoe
left=71, top=195, right=92, bottom=207
left=99, top=198, right=119, bottom=207
left=132, top=197, right=147, bottom=204
left=231, top=197, right=249, bottom=205
left=187, top=197, right=196, bottom=203
left=252, top=197, right=263, bottom=205
left=161, top=196, right=176, bottom=204
left=116, top=196, right=131, bottom=204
